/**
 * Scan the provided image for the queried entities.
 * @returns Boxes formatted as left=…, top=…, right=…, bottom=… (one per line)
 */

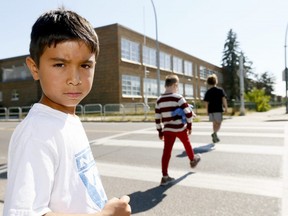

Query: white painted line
left=0, top=164, right=7, bottom=175
left=198, top=125, right=284, bottom=130
left=97, top=162, right=282, bottom=198
left=281, top=125, right=288, bottom=216
left=91, top=139, right=283, bottom=156
left=90, top=127, right=155, bottom=145
left=127, top=130, right=284, bottom=138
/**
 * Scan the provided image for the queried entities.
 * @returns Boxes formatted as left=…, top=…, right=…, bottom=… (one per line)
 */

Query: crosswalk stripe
left=197, top=125, right=284, bottom=130
left=97, top=162, right=282, bottom=198
left=124, top=130, right=284, bottom=138
left=281, top=125, right=288, bottom=216
left=91, top=139, right=283, bottom=156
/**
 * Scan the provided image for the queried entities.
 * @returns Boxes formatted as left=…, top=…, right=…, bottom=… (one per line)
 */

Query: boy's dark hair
left=165, top=74, right=179, bottom=87
left=206, top=74, right=218, bottom=86
left=29, top=8, right=99, bottom=66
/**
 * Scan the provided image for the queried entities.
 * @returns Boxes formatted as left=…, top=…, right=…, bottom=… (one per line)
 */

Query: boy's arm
left=155, top=106, right=163, bottom=140
left=222, top=97, right=228, bottom=113
left=181, top=103, right=192, bottom=134
left=44, top=196, right=131, bottom=216
left=204, top=101, right=209, bottom=115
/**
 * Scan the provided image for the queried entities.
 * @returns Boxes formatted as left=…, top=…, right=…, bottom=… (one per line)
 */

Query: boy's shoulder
left=158, top=92, right=183, bottom=101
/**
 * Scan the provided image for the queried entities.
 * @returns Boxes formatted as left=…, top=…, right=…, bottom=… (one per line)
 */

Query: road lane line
left=281, top=125, right=288, bottom=216
left=97, top=162, right=282, bottom=198
left=123, top=130, right=284, bottom=138
left=89, top=127, right=155, bottom=145
left=91, top=139, right=283, bottom=155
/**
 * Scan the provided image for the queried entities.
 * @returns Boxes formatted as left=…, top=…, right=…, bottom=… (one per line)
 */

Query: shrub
left=244, top=88, right=271, bottom=112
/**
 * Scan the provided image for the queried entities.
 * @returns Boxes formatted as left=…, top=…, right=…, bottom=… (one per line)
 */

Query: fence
left=0, top=103, right=152, bottom=121
left=0, top=102, right=284, bottom=121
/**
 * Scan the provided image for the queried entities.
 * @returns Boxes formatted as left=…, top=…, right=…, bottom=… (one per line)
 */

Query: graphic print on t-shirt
left=75, top=147, right=107, bottom=209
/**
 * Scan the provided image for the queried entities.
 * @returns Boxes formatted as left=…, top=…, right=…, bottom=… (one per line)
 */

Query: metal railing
left=1, top=102, right=284, bottom=121
left=0, top=103, right=152, bottom=121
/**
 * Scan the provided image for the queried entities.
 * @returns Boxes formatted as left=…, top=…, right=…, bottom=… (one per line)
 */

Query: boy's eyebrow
left=49, top=57, right=95, bottom=64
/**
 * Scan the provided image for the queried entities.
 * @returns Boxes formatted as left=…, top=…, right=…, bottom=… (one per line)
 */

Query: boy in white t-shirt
left=3, top=8, right=131, bottom=216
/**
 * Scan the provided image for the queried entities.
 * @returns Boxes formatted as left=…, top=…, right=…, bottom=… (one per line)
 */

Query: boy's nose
left=67, top=70, right=81, bottom=86
left=68, top=78, right=82, bottom=86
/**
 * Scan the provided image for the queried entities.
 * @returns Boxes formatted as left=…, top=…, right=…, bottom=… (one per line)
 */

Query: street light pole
left=150, top=0, right=161, bottom=96
left=285, top=23, right=288, bottom=113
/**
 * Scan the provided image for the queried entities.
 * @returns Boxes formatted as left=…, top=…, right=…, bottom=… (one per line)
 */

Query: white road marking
left=124, top=130, right=284, bottom=138
left=91, top=139, right=283, bottom=155
left=97, top=162, right=282, bottom=198
left=281, top=125, right=288, bottom=216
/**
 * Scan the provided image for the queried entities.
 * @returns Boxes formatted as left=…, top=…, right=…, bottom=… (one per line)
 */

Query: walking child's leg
left=162, top=131, right=176, bottom=176
left=177, top=130, right=194, bottom=161
left=213, top=121, right=221, bottom=133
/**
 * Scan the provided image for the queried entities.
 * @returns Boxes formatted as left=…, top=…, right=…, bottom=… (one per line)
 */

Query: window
left=2, top=64, right=32, bottom=82
left=122, top=75, right=141, bottom=97
left=184, top=60, right=193, bottom=76
left=172, top=56, right=183, bottom=73
left=185, top=84, right=193, bottom=98
left=11, top=89, right=19, bottom=101
left=121, top=38, right=140, bottom=63
left=178, top=82, right=184, bottom=95
left=143, top=46, right=156, bottom=67
left=215, top=71, right=223, bottom=84
left=200, top=86, right=207, bottom=99
left=199, top=66, right=206, bottom=79
left=144, top=78, right=165, bottom=96
left=160, top=51, right=171, bottom=71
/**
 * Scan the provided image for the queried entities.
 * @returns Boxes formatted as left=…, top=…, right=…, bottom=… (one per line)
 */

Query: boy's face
left=26, top=40, right=96, bottom=114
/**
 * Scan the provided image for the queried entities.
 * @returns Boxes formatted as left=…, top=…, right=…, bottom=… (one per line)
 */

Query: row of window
left=122, top=74, right=207, bottom=100
left=121, top=38, right=223, bottom=82
left=2, top=64, right=32, bottom=82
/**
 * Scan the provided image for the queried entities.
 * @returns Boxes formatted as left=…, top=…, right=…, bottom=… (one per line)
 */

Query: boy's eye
left=81, top=64, right=92, bottom=69
left=54, top=63, right=64, bottom=67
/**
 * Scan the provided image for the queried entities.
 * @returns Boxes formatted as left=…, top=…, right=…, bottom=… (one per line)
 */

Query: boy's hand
left=187, top=129, right=192, bottom=135
left=100, top=195, right=131, bottom=216
left=158, top=131, right=164, bottom=140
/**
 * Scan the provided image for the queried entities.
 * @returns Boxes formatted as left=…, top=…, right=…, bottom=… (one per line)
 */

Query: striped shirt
left=155, top=93, right=192, bottom=133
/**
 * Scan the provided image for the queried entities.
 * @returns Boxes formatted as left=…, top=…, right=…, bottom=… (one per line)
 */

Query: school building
left=0, top=23, right=223, bottom=108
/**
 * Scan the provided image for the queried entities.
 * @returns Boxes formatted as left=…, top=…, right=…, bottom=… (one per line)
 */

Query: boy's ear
left=26, top=57, right=39, bottom=81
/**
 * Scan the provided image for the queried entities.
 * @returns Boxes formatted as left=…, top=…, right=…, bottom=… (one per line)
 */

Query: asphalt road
left=0, top=107, right=288, bottom=215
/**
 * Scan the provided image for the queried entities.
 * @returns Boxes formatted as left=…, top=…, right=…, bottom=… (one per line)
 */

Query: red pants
left=162, top=130, right=194, bottom=176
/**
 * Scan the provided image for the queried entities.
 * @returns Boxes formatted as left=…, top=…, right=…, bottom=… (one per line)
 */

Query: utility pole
left=150, top=0, right=160, bottom=96
left=285, top=23, right=288, bottom=113
left=239, top=53, right=245, bottom=116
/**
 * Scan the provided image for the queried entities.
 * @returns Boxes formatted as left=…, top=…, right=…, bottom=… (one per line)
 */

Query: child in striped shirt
left=155, top=74, right=201, bottom=186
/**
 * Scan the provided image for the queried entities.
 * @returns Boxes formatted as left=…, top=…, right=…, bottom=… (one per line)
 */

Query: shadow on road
left=128, top=172, right=193, bottom=214
left=176, top=143, right=215, bottom=158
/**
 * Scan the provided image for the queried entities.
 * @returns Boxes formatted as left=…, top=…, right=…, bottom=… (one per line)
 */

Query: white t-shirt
left=3, top=103, right=107, bottom=215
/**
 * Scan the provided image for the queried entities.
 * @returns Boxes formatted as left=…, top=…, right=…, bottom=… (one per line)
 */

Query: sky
left=1, top=0, right=288, bottom=96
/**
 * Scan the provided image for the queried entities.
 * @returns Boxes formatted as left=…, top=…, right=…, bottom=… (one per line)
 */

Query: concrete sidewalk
left=224, top=106, right=288, bottom=122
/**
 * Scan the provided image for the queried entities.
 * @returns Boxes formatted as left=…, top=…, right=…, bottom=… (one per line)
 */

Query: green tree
left=245, top=88, right=271, bottom=112
left=254, top=71, right=275, bottom=96
left=222, top=29, right=240, bottom=101
left=222, top=29, right=254, bottom=101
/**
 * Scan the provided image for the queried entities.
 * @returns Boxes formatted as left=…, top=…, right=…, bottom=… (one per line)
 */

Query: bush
left=244, top=88, right=271, bottom=112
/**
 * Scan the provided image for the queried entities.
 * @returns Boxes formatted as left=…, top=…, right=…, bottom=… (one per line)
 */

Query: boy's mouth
left=65, top=92, right=82, bottom=99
